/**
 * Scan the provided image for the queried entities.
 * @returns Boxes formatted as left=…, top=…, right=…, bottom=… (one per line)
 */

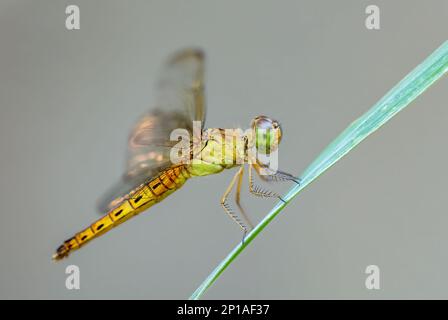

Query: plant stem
left=190, top=41, right=448, bottom=300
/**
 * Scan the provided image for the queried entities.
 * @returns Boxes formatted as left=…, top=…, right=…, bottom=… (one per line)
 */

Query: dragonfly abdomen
left=53, top=165, right=189, bottom=260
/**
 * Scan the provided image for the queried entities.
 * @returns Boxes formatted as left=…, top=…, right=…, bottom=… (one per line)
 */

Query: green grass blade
left=190, top=41, right=448, bottom=300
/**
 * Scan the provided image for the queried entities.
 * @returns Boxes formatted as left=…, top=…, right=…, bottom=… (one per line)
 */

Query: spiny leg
left=248, top=164, right=282, bottom=200
left=235, top=166, right=254, bottom=230
left=254, top=163, right=301, bottom=184
left=221, top=166, right=251, bottom=243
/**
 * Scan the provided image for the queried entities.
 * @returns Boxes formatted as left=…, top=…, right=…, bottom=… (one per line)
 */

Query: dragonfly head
left=251, top=115, right=282, bottom=155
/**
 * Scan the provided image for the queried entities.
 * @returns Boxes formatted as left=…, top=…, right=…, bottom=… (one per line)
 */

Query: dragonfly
left=53, top=48, right=299, bottom=260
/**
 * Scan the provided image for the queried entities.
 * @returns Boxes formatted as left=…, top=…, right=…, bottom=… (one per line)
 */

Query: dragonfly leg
left=254, top=163, right=301, bottom=184
left=248, top=164, right=281, bottom=199
left=221, top=166, right=252, bottom=241
left=235, top=166, right=254, bottom=230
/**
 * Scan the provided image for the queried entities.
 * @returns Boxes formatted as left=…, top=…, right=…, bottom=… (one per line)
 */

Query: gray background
left=0, top=0, right=447, bottom=299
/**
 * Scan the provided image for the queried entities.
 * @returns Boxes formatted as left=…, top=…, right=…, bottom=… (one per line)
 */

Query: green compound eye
left=255, top=126, right=271, bottom=153
left=252, top=115, right=282, bottom=155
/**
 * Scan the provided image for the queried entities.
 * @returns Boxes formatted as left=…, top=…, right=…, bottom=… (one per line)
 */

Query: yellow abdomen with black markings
left=53, top=165, right=190, bottom=260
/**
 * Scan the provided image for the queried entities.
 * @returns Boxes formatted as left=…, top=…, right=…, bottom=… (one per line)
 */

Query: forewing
left=157, top=48, right=206, bottom=127
left=97, top=48, right=206, bottom=213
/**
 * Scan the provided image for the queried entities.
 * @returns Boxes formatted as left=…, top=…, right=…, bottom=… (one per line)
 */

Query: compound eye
left=254, top=116, right=274, bottom=131
left=252, top=116, right=282, bottom=154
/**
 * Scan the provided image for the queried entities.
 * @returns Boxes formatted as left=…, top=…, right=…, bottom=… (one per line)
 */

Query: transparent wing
left=128, top=48, right=206, bottom=177
left=97, top=110, right=189, bottom=213
left=157, top=48, right=206, bottom=126
left=97, top=48, right=206, bottom=213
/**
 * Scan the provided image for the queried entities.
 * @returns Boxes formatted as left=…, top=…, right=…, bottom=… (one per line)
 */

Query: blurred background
left=0, top=0, right=447, bottom=299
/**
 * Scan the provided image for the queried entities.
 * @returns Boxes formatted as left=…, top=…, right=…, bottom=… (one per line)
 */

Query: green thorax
left=187, top=129, right=246, bottom=177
